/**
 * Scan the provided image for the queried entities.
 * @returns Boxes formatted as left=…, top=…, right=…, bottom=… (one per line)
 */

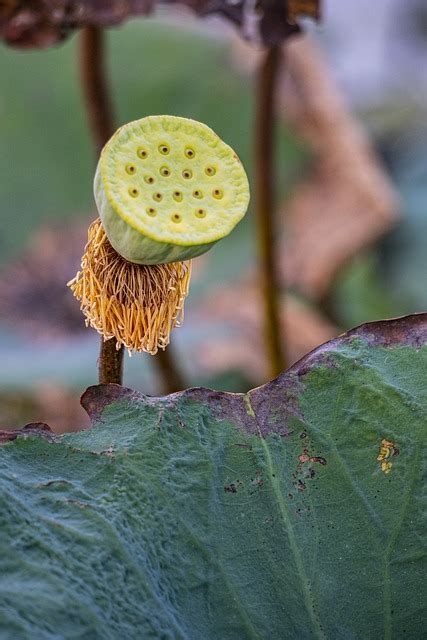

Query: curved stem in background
left=79, top=26, right=185, bottom=391
left=154, top=347, right=186, bottom=394
left=255, top=44, right=286, bottom=379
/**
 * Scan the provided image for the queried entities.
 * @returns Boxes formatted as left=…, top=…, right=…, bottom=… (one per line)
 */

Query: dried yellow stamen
left=67, top=219, right=191, bottom=354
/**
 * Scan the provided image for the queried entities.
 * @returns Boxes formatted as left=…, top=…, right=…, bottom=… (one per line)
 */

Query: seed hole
left=126, top=164, right=136, bottom=175
left=146, top=207, right=157, bottom=217
left=159, top=143, right=170, bottom=155
left=144, top=175, right=155, bottom=184
left=193, top=190, right=203, bottom=199
left=173, top=191, right=183, bottom=202
left=185, top=147, right=195, bottom=159
left=212, top=188, right=223, bottom=199
left=160, top=166, right=171, bottom=177
left=137, top=148, right=148, bottom=159
left=172, top=213, right=182, bottom=223
left=195, top=208, right=206, bottom=218
left=205, top=166, right=216, bottom=176
left=128, top=187, right=139, bottom=198
left=182, top=169, right=192, bottom=179
left=153, top=192, right=163, bottom=202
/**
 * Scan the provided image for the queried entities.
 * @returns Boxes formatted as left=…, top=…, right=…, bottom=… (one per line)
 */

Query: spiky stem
left=254, top=45, right=286, bottom=379
left=79, top=26, right=185, bottom=390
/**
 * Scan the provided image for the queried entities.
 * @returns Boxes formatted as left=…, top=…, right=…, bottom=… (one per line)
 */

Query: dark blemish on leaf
left=35, top=479, right=73, bottom=489
left=297, top=479, right=306, bottom=491
left=306, top=468, right=315, bottom=479
left=224, top=483, right=238, bottom=493
left=310, top=456, right=326, bottom=465
left=288, top=493, right=293, bottom=499
left=251, top=473, right=264, bottom=489
left=298, top=450, right=326, bottom=466
left=65, top=499, right=90, bottom=509
left=99, top=447, right=115, bottom=457
left=234, top=443, right=252, bottom=450
left=300, top=431, right=307, bottom=439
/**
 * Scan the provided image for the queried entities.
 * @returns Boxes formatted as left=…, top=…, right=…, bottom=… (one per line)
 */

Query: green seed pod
left=94, top=115, right=250, bottom=265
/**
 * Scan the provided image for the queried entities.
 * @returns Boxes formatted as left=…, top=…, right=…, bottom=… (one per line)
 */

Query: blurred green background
left=0, top=10, right=426, bottom=429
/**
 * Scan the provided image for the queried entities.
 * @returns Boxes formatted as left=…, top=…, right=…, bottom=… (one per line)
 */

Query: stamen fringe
left=68, top=218, right=192, bottom=354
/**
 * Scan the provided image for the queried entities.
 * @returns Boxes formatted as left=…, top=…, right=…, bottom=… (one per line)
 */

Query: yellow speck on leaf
left=381, top=461, right=393, bottom=474
left=377, top=439, right=399, bottom=474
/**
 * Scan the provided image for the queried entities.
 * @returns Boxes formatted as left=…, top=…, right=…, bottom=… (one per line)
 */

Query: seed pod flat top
left=95, top=115, right=250, bottom=264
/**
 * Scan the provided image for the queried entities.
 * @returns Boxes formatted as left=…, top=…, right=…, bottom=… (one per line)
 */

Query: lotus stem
left=79, top=26, right=123, bottom=384
left=255, top=44, right=286, bottom=378
left=79, top=29, right=188, bottom=390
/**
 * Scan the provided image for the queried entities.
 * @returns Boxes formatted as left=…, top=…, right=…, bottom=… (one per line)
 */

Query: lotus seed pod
left=95, top=115, right=250, bottom=265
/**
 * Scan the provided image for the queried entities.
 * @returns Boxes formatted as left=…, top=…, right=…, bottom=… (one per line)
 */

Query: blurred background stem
left=255, top=45, right=286, bottom=378
left=79, top=26, right=185, bottom=392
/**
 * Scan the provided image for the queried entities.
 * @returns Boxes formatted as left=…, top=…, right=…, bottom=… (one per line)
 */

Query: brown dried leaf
left=288, top=0, right=320, bottom=22
left=0, top=0, right=153, bottom=48
left=278, top=37, right=399, bottom=297
left=0, top=221, right=86, bottom=338
left=231, top=34, right=398, bottom=297
left=0, top=384, right=90, bottom=433
left=191, top=274, right=337, bottom=383
left=0, top=0, right=320, bottom=48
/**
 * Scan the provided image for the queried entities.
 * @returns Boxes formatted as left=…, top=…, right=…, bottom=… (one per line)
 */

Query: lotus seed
left=182, top=170, right=192, bottom=179
left=205, top=166, right=216, bottom=176
left=160, top=166, right=171, bottom=177
left=137, top=148, right=148, bottom=159
left=212, top=189, right=223, bottom=199
left=159, top=144, right=170, bottom=155
left=172, top=213, right=182, bottom=223
left=129, top=187, right=139, bottom=198
left=193, top=190, right=203, bottom=199
left=185, top=147, right=195, bottom=159
left=144, top=175, right=155, bottom=184
left=195, top=208, right=206, bottom=218
left=146, top=207, right=157, bottom=216
left=153, top=193, right=163, bottom=202
left=126, top=164, right=136, bottom=175
left=173, top=191, right=183, bottom=202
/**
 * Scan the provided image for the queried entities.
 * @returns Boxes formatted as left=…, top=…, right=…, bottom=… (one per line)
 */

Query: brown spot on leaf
left=299, top=449, right=327, bottom=466
left=251, top=473, right=264, bottom=490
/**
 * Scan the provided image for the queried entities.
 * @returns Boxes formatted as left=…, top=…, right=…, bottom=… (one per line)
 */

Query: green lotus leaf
left=0, top=314, right=425, bottom=638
